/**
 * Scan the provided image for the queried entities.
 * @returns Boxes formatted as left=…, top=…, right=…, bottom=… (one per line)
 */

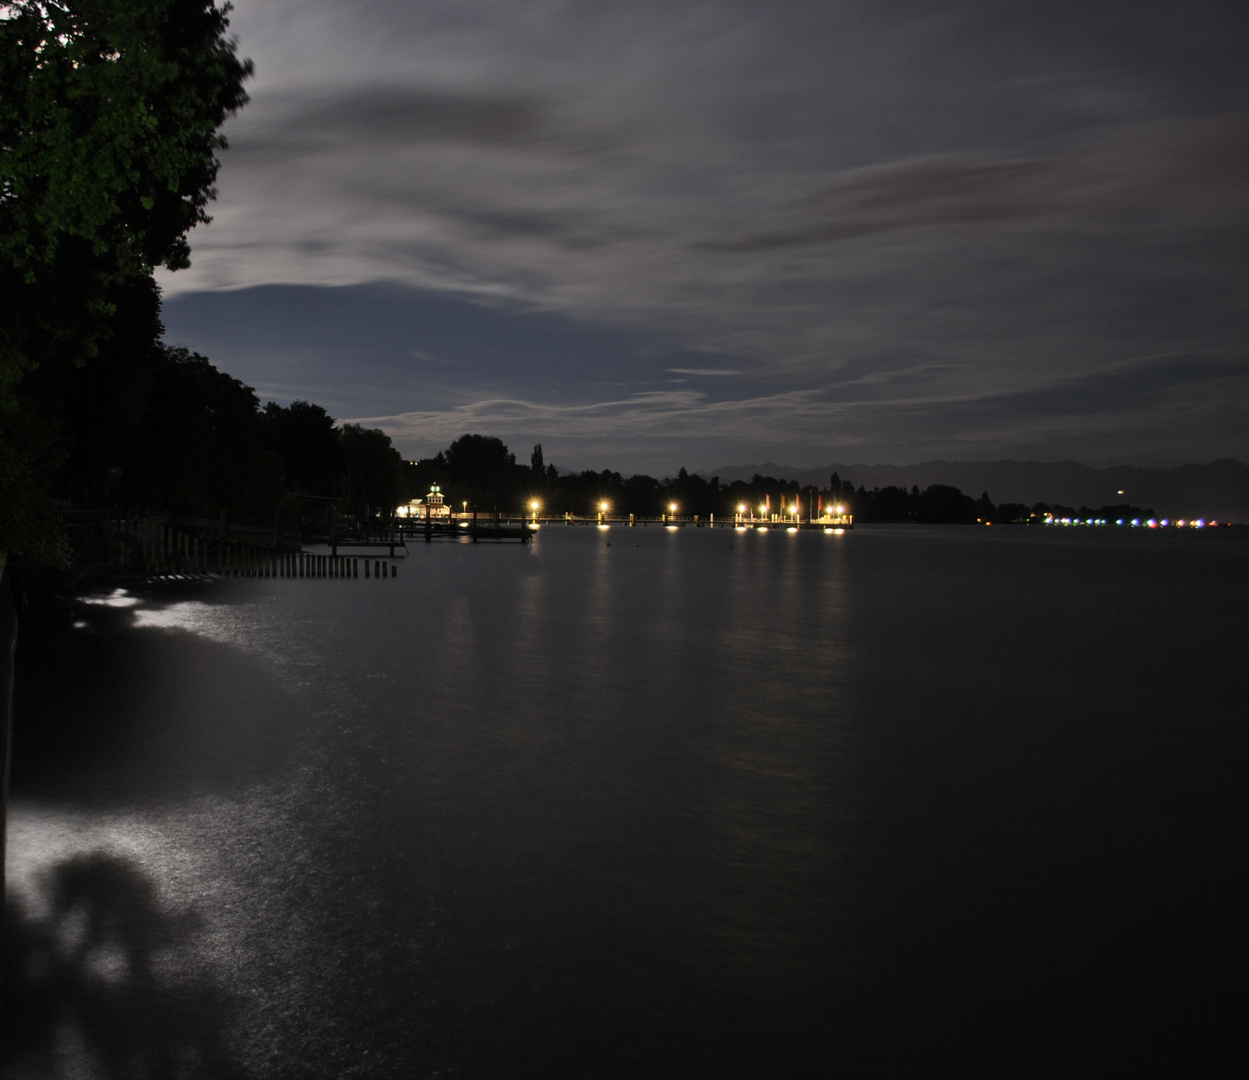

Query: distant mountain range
left=702, top=459, right=1249, bottom=521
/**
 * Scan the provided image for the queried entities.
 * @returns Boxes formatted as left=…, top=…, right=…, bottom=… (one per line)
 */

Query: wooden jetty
left=64, top=516, right=405, bottom=582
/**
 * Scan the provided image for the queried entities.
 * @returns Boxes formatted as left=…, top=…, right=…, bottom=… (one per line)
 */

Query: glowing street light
left=530, top=499, right=540, bottom=522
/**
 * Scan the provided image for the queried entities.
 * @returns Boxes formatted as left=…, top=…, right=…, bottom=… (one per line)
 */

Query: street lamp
left=598, top=500, right=609, bottom=524
left=530, top=499, right=540, bottom=523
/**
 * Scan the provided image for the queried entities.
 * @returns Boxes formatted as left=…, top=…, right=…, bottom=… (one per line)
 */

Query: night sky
left=158, top=0, right=1249, bottom=475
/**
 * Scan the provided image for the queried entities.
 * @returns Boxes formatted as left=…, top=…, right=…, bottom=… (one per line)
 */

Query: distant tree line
left=400, top=442, right=1160, bottom=526
left=834, top=476, right=1155, bottom=525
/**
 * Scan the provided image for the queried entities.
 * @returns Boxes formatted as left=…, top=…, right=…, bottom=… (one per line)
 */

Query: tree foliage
left=434, top=434, right=519, bottom=509
left=1, top=0, right=251, bottom=393
left=263, top=400, right=342, bottom=498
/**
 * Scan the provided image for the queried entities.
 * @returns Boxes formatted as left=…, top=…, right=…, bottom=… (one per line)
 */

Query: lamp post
left=598, top=500, right=609, bottom=525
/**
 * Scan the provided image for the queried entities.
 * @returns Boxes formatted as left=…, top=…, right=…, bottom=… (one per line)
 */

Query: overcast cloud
left=159, top=0, right=1249, bottom=471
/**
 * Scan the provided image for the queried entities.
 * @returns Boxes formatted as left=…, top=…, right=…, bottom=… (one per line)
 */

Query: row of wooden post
left=144, top=525, right=211, bottom=576
left=219, top=551, right=398, bottom=579
left=145, top=526, right=397, bottom=579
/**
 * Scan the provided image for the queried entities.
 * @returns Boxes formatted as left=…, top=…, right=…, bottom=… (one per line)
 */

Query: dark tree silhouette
left=1, top=0, right=252, bottom=561
left=340, top=423, right=406, bottom=520
left=264, top=400, right=344, bottom=499
left=436, top=434, right=523, bottom=509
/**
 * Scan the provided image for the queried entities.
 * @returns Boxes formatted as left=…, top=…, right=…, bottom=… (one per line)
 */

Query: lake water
left=5, top=524, right=1248, bottom=1077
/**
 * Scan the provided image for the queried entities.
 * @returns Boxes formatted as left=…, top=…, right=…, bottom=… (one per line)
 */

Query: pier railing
left=59, top=511, right=406, bottom=581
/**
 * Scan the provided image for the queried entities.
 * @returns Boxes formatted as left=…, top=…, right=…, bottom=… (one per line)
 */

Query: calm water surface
left=5, top=525, right=1248, bottom=1076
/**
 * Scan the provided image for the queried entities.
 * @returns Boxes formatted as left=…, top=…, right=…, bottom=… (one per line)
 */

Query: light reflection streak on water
left=691, top=532, right=858, bottom=982
left=79, top=588, right=140, bottom=608
left=90, top=585, right=327, bottom=698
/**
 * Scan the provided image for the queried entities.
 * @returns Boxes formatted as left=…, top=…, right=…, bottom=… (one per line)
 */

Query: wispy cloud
left=157, top=0, right=1249, bottom=467
left=333, top=348, right=1249, bottom=471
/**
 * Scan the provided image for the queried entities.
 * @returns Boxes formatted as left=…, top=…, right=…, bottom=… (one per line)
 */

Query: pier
left=393, top=484, right=852, bottom=541
left=522, top=512, right=853, bottom=531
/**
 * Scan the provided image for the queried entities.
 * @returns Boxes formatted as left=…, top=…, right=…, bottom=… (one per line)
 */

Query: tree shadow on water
left=3, top=851, right=247, bottom=1079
